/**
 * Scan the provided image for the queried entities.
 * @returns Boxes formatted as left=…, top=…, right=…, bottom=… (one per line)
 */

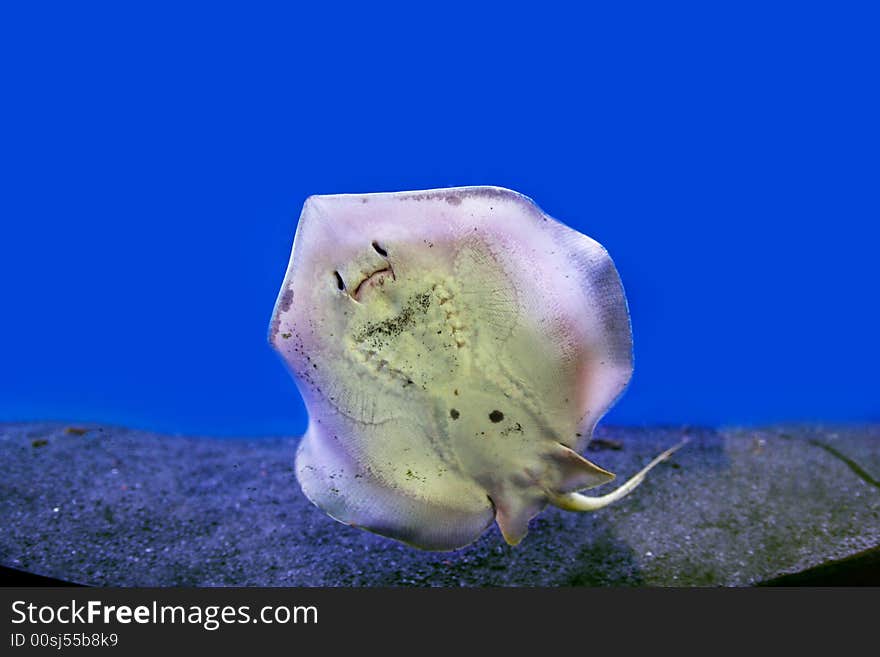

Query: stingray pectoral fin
left=296, top=430, right=495, bottom=551
left=549, top=443, right=616, bottom=492
left=548, top=438, right=689, bottom=512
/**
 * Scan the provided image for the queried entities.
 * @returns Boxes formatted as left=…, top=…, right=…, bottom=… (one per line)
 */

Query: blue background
left=2, top=3, right=877, bottom=436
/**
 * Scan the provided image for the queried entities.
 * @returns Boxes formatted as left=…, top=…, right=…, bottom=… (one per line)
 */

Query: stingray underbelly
left=293, top=263, right=586, bottom=548
left=294, top=398, right=496, bottom=551
left=442, top=384, right=540, bottom=477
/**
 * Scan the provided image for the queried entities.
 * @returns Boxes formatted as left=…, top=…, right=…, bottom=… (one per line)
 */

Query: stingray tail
left=548, top=438, right=689, bottom=512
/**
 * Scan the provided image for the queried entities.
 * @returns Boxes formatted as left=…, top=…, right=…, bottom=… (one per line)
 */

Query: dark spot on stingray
left=278, top=287, right=294, bottom=312
left=354, top=291, right=431, bottom=348
left=500, top=422, right=524, bottom=437
left=281, top=332, right=291, bottom=339
left=450, top=409, right=460, bottom=420
left=489, top=410, right=504, bottom=423
left=372, top=241, right=388, bottom=257
left=31, top=439, right=48, bottom=448
left=454, top=389, right=459, bottom=396
left=334, top=271, right=345, bottom=290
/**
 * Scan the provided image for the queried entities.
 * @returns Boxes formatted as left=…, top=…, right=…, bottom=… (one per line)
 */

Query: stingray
left=269, top=186, right=684, bottom=550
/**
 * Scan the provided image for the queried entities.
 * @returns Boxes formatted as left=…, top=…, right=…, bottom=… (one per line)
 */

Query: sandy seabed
left=1, top=422, right=878, bottom=586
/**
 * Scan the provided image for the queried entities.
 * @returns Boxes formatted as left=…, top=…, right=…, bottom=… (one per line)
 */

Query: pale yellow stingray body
left=269, top=187, right=682, bottom=550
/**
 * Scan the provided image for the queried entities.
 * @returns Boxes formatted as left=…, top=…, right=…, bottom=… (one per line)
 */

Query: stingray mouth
left=352, top=266, right=396, bottom=301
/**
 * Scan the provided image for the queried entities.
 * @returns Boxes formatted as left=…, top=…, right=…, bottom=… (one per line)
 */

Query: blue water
left=1, top=4, right=878, bottom=436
